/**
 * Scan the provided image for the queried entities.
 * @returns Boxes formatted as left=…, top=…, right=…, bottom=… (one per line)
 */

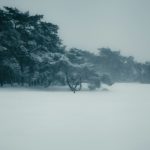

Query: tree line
left=0, top=7, right=150, bottom=92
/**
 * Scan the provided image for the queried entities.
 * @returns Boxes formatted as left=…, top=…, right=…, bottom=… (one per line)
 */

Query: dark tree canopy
left=0, top=7, right=150, bottom=92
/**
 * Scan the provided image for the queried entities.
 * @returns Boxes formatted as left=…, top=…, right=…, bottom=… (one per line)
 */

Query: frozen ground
left=0, top=83, right=150, bottom=150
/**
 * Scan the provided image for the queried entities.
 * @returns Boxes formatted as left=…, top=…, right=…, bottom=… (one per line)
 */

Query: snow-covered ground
left=0, top=83, right=150, bottom=150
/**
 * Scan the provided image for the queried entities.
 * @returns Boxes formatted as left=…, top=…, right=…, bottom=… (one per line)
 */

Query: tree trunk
left=66, top=72, right=82, bottom=93
left=20, top=64, right=24, bottom=86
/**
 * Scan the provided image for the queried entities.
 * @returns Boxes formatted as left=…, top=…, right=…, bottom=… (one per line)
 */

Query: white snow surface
left=0, top=83, right=150, bottom=150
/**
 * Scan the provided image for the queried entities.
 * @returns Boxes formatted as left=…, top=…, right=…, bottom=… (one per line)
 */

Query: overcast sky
left=1, top=0, right=150, bottom=62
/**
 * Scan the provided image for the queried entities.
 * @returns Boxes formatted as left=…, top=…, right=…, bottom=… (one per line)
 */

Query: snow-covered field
left=0, top=83, right=150, bottom=150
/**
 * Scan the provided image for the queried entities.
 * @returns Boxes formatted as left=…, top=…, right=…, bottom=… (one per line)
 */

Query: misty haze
left=0, top=1, right=150, bottom=150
